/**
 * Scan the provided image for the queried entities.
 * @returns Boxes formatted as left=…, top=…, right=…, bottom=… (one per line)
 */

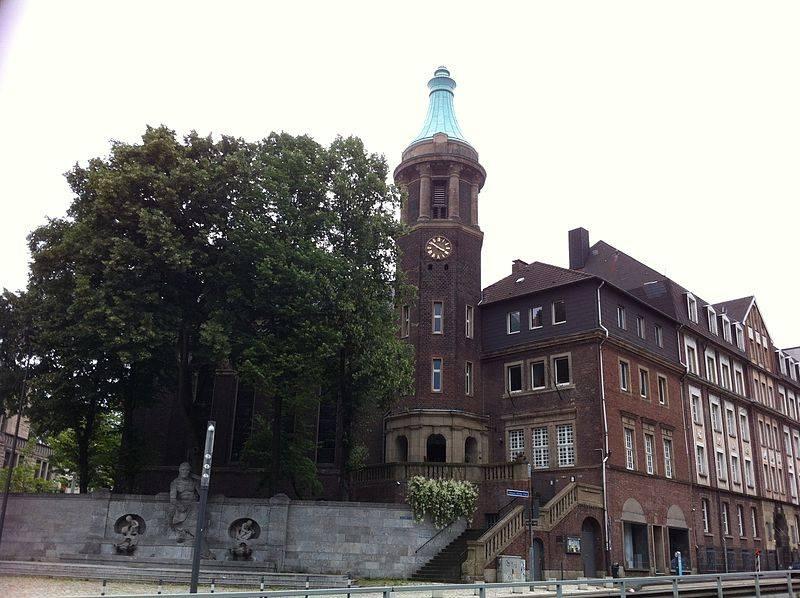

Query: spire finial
left=409, top=66, right=470, bottom=147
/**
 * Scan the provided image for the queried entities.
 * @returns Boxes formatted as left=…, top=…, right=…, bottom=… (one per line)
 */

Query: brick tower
left=388, top=67, right=488, bottom=465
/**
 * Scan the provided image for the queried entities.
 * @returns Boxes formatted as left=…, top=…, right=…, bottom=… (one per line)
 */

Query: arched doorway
left=530, top=538, right=544, bottom=581
left=464, top=436, right=478, bottom=463
left=426, top=434, right=446, bottom=462
left=395, top=435, right=408, bottom=462
left=581, top=517, right=602, bottom=578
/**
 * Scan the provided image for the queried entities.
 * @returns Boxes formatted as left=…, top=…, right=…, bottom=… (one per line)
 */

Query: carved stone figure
left=168, top=461, right=200, bottom=543
left=115, top=515, right=140, bottom=554
left=229, top=518, right=257, bottom=560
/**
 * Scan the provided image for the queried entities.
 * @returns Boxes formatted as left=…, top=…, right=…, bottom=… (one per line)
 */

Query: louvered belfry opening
left=431, top=180, right=448, bottom=219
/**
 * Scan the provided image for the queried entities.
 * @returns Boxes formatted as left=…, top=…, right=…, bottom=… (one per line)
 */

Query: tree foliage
left=12, top=126, right=412, bottom=497
left=406, top=476, right=478, bottom=529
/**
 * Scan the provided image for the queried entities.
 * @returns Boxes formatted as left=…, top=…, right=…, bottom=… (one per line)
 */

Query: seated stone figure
left=230, top=519, right=256, bottom=560
left=168, top=462, right=200, bottom=543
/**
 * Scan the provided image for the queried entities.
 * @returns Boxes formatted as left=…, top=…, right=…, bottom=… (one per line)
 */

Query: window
left=686, top=340, right=698, bottom=374
left=722, top=315, right=731, bottom=342
left=617, top=306, right=626, bottom=329
left=530, top=360, right=546, bottom=390
left=744, top=458, right=754, bottom=487
left=620, top=360, right=631, bottom=391
left=644, top=433, right=655, bottom=474
left=553, top=355, right=571, bottom=386
left=705, top=352, right=717, bottom=384
left=738, top=505, right=745, bottom=537
left=533, top=426, right=550, bottom=469
left=507, top=310, right=520, bottom=334
left=726, top=408, right=736, bottom=437
left=533, top=427, right=549, bottom=469
left=663, top=438, right=673, bottom=478
left=639, top=368, right=649, bottom=399
left=465, top=361, right=473, bottom=396
left=552, top=300, right=566, bottom=324
left=432, top=358, right=443, bottom=392
left=711, top=402, right=722, bottom=432
left=720, top=360, right=731, bottom=389
left=625, top=428, right=636, bottom=470
left=431, top=180, right=448, bottom=218
left=657, top=375, right=668, bottom=405
left=735, top=325, right=745, bottom=351
left=716, top=449, right=727, bottom=481
left=731, top=454, right=740, bottom=484
left=707, top=306, right=718, bottom=334
left=722, top=503, right=730, bottom=536
left=687, top=293, right=698, bottom=322
left=740, top=413, right=750, bottom=441
left=529, top=306, right=542, bottom=329
left=465, top=305, right=474, bottom=338
left=655, top=324, right=664, bottom=348
left=556, top=424, right=575, bottom=466
left=401, top=305, right=410, bottom=337
left=691, top=390, right=702, bottom=424
left=702, top=499, right=710, bottom=532
left=696, top=445, right=707, bottom=476
left=636, top=316, right=645, bottom=339
left=506, top=363, right=522, bottom=394
left=432, top=301, right=443, bottom=334
left=751, top=508, right=759, bottom=538
left=734, top=367, right=745, bottom=395
left=508, top=429, right=525, bottom=460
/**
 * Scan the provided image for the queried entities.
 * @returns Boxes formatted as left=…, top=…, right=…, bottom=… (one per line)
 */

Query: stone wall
left=0, top=491, right=464, bottom=579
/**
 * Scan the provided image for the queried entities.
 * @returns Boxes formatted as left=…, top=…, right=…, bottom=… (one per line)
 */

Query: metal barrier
left=74, top=569, right=798, bottom=598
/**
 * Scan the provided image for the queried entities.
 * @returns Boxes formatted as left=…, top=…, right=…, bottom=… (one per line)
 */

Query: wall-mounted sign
left=565, top=536, right=581, bottom=554
left=506, top=489, right=530, bottom=498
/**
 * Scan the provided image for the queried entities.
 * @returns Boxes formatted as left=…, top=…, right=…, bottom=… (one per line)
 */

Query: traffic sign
left=506, top=489, right=530, bottom=498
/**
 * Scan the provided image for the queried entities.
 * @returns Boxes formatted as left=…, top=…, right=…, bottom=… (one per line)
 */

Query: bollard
left=347, top=577, right=352, bottom=598
left=101, top=579, right=106, bottom=596
left=306, top=576, right=310, bottom=598
left=715, top=574, right=723, bottom=598
left=158, top=578, right=163, bottom=595
left=789, top=571, right=795, bottom=598
left=211, top=577, right=216, bottom=593
left=671, top=577, right=678, bottom=598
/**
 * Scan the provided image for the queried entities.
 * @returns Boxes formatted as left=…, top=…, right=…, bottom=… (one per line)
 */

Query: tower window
left=431, top=181, right=448, bottom=219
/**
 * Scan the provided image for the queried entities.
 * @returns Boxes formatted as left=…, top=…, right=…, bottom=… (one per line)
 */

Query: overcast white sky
left=1, top=1, right=799, bottom=345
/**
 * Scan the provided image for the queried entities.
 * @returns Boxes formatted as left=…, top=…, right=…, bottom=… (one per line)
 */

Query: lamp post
left=189, top=421, right=215, bottom=594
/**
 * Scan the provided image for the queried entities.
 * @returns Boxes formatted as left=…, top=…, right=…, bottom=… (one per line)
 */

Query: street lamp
left=189, top=421, right=215, bottom=594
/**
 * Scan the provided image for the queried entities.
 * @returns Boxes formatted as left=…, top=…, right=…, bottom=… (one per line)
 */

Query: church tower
left=388, top=67, right=488, bottom=465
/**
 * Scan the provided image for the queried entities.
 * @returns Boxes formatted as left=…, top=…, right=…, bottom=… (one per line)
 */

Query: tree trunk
left=77, top=405, right=96, bottom=493
left=335, top=349, right=351, bottom=500
left=270, top=394, right=283, bottom=496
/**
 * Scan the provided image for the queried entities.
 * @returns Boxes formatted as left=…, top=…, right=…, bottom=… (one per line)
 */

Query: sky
left=1, top=1, right=799, bottom=345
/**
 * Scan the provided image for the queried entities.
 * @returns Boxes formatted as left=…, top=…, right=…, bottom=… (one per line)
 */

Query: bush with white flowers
left=406, top=476, right=478, bottom=528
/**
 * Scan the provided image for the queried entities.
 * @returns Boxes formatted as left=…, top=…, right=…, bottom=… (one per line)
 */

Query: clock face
left=425, top=236, right=453, bottom=260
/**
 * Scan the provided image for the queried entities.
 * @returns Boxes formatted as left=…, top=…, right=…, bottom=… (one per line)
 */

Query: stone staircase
left=0, top=559, right=349, bottom=588
left=411, top=528, right=484, bottom=582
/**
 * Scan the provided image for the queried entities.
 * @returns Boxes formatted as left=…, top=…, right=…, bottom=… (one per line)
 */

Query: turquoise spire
left=410, top=66, right=470, bottom=146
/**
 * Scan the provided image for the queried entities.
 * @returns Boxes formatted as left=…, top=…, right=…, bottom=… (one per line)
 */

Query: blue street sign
left=506, top=489, right=530, bottom=498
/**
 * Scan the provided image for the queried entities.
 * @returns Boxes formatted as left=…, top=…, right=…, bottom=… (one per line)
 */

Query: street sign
left=506, top=489, right=530, bottom=498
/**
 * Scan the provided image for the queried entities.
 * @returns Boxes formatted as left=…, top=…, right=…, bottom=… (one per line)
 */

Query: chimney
left=512, top=259, right=528, bottom=274
left=568, top=227, right=590, bottom=270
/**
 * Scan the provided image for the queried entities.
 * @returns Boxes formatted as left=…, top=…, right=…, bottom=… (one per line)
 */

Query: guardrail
left=72, top=569, right=799, bottom=598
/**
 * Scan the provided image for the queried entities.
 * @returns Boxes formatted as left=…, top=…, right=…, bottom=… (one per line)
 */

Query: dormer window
left=707, top=306, right=718, bottom=335
left=431, top=181, right=448, bottom=219
left=734, top=324, right=745, bottom=351
left=686, top=293, right=698, bottom=323
left=721, top=315, right=731, bottom=343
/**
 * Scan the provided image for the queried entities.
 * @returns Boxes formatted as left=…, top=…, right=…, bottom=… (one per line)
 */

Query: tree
left=46, top=411, right=120, bottom=490
left=0, top=290, right=30, bottom=415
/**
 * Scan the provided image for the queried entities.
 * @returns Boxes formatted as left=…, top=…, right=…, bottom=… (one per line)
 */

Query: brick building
left=135, top=67, right=800, bottom=581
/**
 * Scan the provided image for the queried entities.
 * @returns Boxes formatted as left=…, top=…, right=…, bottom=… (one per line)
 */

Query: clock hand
left=430, top=242, right=445, bottom=252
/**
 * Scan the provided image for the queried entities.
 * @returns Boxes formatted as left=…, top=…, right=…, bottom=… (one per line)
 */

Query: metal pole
left=189, top=421, right=215, bottom=594
left=0, top=335, right=30, bottom=548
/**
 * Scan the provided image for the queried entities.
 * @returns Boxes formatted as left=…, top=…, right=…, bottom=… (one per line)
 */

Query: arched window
left=426, top=434, right=446, bottom=463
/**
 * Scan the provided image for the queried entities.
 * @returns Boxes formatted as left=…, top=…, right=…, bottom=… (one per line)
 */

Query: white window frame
left=552, top=300, right=566, bottom=325
left=687, top=293, right=698, bottom=322
left=726, top=407, right=736, bottom=438
left=720, top=357, right=731, bottom=389
left=432, top=301, right=444, bottom=334
left=705, top=351, right=717, bottom=384
left=740, top=411, right=750, bottom=442
left=465, top=305, right=474, bottom=339
left=657, top=374, right=668, bottom=405
left=465, top=361, right=473, bottom=396
left=735, top=324, right=745, bottom=351
left=731, top=453, right=741, bottom=485
left=655, top=324, right=664, bottom=348
left=552, top=354, right=572, bottom=387
left=533, top=426, right=549, bottom=469
left=685, top=336, right=699, bottom=374
left=529, top=306, right=543, bottom=329
left=690, top=387, right=703, bottom=425
left=716, top=449, right=727, bottom=481
left=722, top=503, right=730, bottom=536
left=744, top=458, right=754, bottom=488
left=639, top=368, right=649, bottom=399
left=644, top=433, right=655, bottom=475
left=663, top=437, right=673, bottom=478
left=625, top=428, right=635, bottom=470
left=556, top=423, right=575, bottom=467
left=738, top=505, right=745, bottom=537
left=620, top=360, right=631, bottom=392
left=431, top=358, right=443, bottom=392
left=721, top=314, right=731, bottom=342
left=508, top=429, right=525, bottom=461
left=506, top=362, right=523, bottom=394
left=530, top=359, right=547, bottom=390
left=711, top=400, right=722, bottom=432
left=696, top=444, right=708, bottom=476
left=506, top=310, right=520, bottom=335
left=702, top=499, right=710, bottom=532
left=617, top=305, right=626, bottom=329
left=636, top=315, right=645, bottom=339
left=707, top=306, right=718, bottom=335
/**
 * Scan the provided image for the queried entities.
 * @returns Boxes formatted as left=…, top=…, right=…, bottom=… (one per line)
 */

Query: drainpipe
left=676, top=325, right=697, bottom=572
left=596, top=281, right=612, bottom=574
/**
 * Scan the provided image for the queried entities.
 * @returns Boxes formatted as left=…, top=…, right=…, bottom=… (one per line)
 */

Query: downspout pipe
left=596, top=281, right=612, bottom=574
left=676, top=324, right=698, bottom=572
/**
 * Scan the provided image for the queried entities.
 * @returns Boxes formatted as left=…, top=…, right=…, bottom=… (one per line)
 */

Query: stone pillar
left=418, top=164, right=431, bottom=221
left=266, top=493, right=290, bottom=571
left=470, top=182, right=479, bottom=226
left=448, top=165, right=461, bottom=221
left=399, top=182, right=409, bottom=223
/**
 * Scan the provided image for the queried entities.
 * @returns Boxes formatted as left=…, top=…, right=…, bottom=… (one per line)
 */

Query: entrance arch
left=581, top=517, right=602, bottom=577
left=395, top=435, right=408, bottom=462
left=426, top=434, right=446, bottom=462
left=464, top=436, right=478, bottom=463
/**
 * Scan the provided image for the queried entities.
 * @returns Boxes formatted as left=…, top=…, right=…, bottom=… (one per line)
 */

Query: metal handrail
left=414, top=518, right=458, bottom=554
left=72, top=569, right=797, bottom=598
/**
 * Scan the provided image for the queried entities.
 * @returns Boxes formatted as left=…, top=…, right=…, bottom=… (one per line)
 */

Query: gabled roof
left=784, top=347, right=800, bottom=361
left=481, top=261, right=593, bottom=305
left=713, top=296, right=754, bottom=324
